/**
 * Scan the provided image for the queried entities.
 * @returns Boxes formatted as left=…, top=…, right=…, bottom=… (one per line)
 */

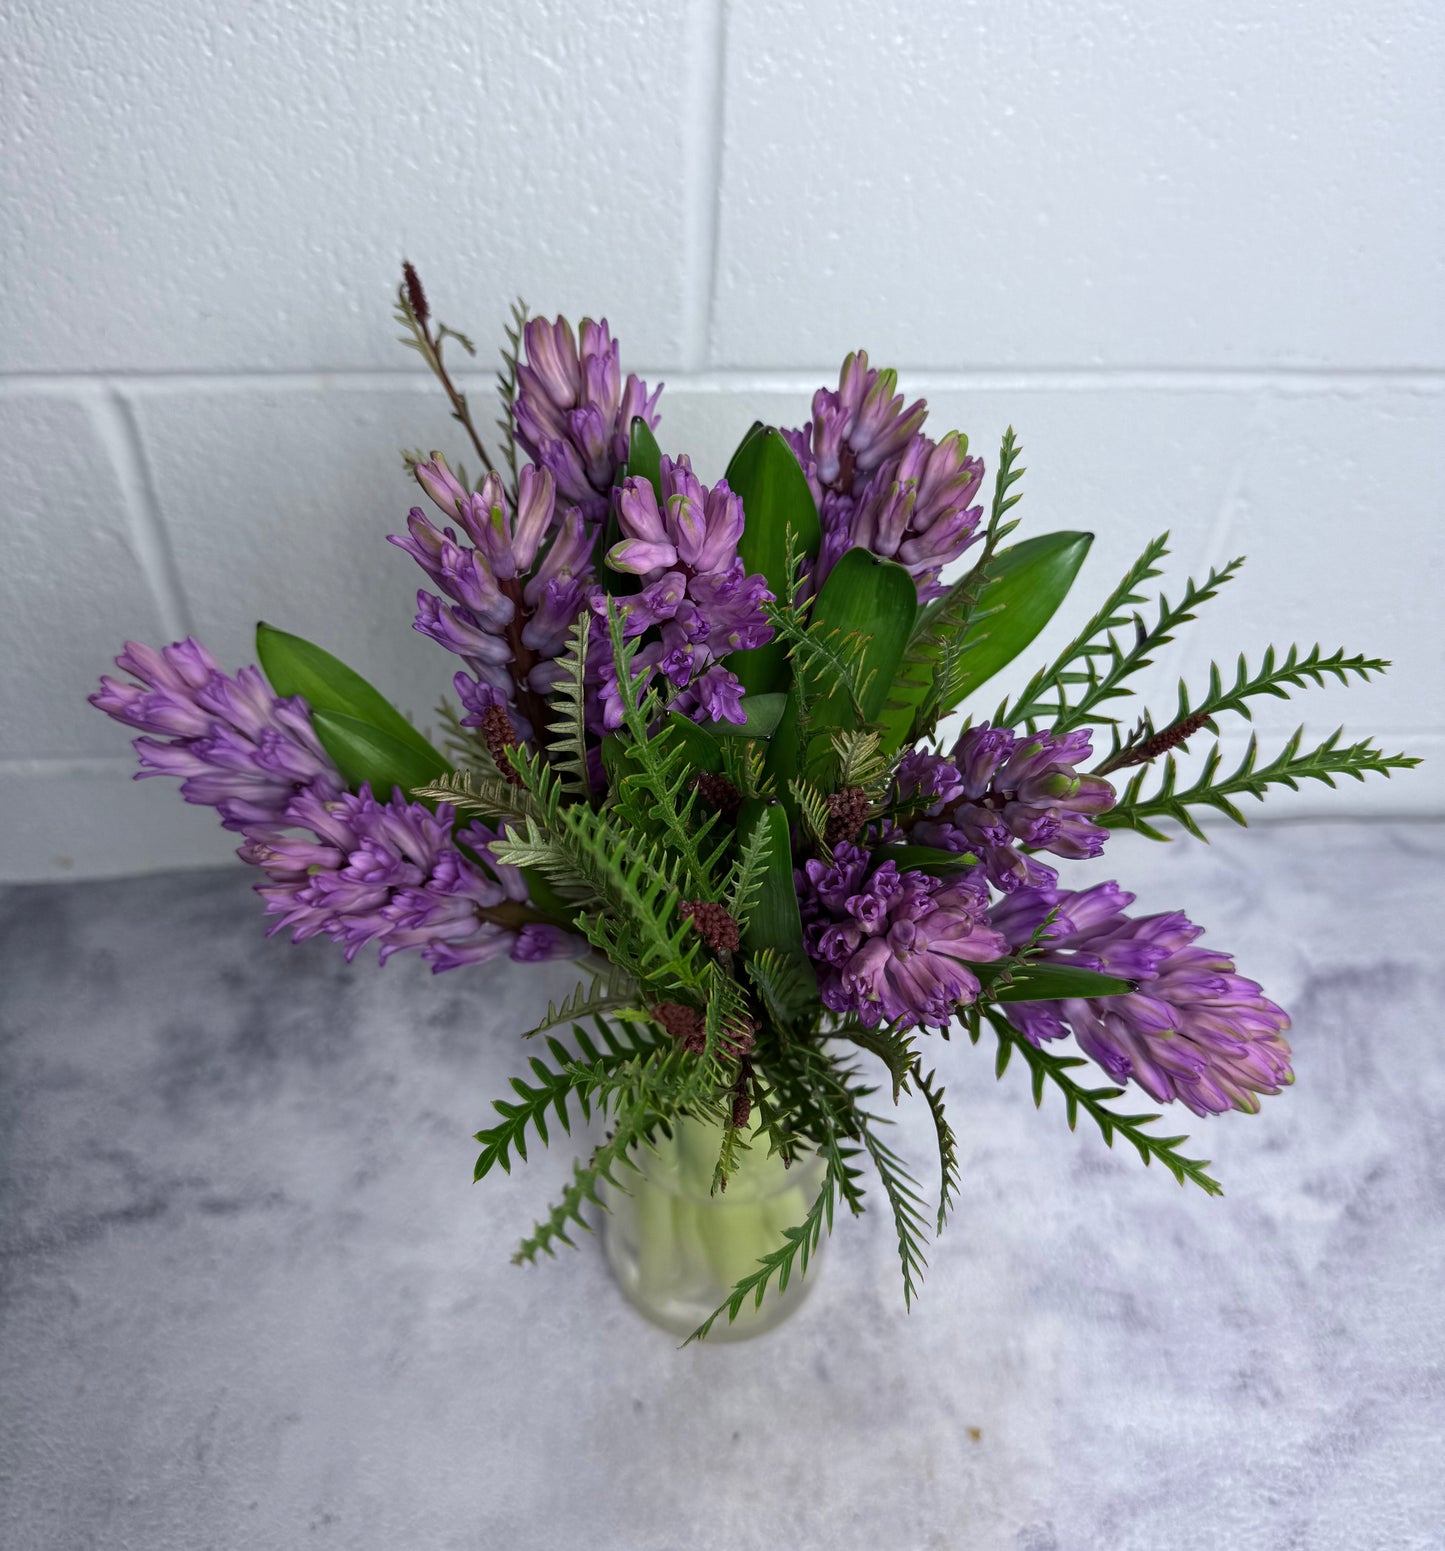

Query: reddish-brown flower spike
left=824, top=785, right=871, bottom=846
left=679, top=900, right=740, bottom=953
left=1117, top=711, right=1212, bottom=769
left=652, top=1001, right=707, bottom=1053
left=692, top=770, right=742, bottom=820
left=731, top=1080, right=752, bottom=1130
left=401, top=260, right=429, bottom=327
left=480, top=704, right=524, bottom=786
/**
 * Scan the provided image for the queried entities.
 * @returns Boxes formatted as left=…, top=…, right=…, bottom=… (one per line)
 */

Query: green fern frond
left=987, top=1013, right=1222, bottom=1194
left=1097, top=645, right=1394, bottom=773
left=1006, top=544, right=1245, bottom=735
left=684, top=1165, right=836, bottom=1343
left=833, top=1022, right=917, bottom=1103
left=724, top=810, right=772, bottom=926
left=853, top=1111, right=931, bottom=1309
left=911, top=1062, right=960, bottom=1235
left=520, top=967, right=643, bottom=1040
left=999, top=533, right=1173, bottom=729
left=473, top=1019, right=664, bottom=1181
left=830, top=729, right=892, bottom=797
left=512, top=1092, right=660, bottom=1264
left=414, top=766, right=542, bottom=827
left=766, top=609, right=876, bottom=725
left=746, top=948, right=817, bottom=1036
left=789, top=778, right=833, bottom=851
left=543, top=614, right=593, bottom=797
left=1104, top=727, right=1421, bottom=841
left=721, top=737, right=771, bottom=800
left=604, top=606, right=731, bottom=899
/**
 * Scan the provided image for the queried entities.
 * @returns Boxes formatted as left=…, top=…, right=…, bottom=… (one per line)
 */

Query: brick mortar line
left=3, top=367, right=1444, bottom=396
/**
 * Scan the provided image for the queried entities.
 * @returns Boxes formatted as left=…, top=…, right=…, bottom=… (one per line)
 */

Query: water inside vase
left=599, top=1113, right=826, bottom=1342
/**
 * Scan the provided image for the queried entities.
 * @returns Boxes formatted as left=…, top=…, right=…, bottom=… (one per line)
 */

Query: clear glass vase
left=600, top=1112, right=825, bottom=1342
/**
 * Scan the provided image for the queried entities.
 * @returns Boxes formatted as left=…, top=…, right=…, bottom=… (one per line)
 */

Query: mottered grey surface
left=2, top=822, right=1442, bottom=1551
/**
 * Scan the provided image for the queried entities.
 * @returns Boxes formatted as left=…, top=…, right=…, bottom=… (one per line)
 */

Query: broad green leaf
left=661, top=714, right=725, bottom=773
left=738, top=800, right=806, bottom=959
left=873, top=844, right=980, bottom=876
left=981, top=960, right=1136, bottom=1002
left=881, top=531, right=1092, bottom=747
left=941, top=531, right=1092, bottom=707
left=725, top=427, right=821, bottom=696
left=691, top=692, right=788, bottom=740
left=256, top=624, right=443, bottom=764
left=310, top=709, right=451, bottom=800
left=625, top=415, right=664, bottom=501
left=807, top=547, right=917, bottom=731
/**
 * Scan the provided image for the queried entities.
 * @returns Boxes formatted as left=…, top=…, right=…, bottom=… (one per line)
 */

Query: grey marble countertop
left=3, top=821, right=1443, bottom=1551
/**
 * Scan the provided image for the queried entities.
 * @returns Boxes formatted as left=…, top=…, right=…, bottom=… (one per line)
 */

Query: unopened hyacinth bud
left=901, top=725, right=1116, bottom=893
left=513, top=316, right=662, bottom=523
left=993, top=882, right=1293, bottom=1117
left=807, top=351, right=927, bottom=494
left=847, top=433, right=986, bottom=600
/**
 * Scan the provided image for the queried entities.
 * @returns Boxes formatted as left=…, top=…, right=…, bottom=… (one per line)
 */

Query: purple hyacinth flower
left=797, top=844, right=1010, bottom=1030
left=246, top=789, right=584, bottom=972
left=992, top=882, right=1293, bottom=1116
left=592, top=453, right=773, bottom=730
left=784, top=354, right=987, bottom=598
left=512, top=316, right=662, bottom=523
left=91, top=639, right=341, bottom=831
left=901, top=723, right=1116, bottom=892
left=391, top=460, right=594, bottom=742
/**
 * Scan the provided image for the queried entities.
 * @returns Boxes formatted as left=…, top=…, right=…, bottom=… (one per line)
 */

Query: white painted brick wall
left=3, top=0, right=1440, bottom=880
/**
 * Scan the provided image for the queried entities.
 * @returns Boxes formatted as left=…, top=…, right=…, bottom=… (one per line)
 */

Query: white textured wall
left=2, top=0, right=1441, bottom=881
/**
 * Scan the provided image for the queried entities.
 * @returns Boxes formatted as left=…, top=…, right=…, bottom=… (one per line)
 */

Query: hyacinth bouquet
left=91, top=267, right=1418, bottom=1342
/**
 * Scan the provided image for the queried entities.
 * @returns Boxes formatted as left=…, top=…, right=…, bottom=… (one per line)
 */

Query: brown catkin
left=678, top=900, right=741, bottom=954
left=1118, top=711, right=1211, bottom=768
left=824, top=786, right=871, bottom=847
left=401, top=260, right=429, bottom=327
left=692, top=770, right=742, bottom=820
left=652, top=1001, right=707, bottom=1053
left=480, top=704, right=524, bottom=786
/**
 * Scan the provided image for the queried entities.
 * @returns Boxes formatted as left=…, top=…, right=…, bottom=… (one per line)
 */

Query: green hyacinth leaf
left=940, top=530, right=1093, bottom=707
left=691, top=692, right=789, bottom=740
left=806, top=546, right=917, bottom=732
left=661, top=713, right=726, bottom=773
left=256, top=623, right=444, bottom=765
left=725, top=427, right=821, bottom=697
left=625, top=415, right=664, bottom=501
left=872, top=844, right=981, bottom=876
left=881, top=531, right=1092, bottom=747
left=310, top=709, right=451, bottom=801
left=982, top=961, right=1137, bottom=1002
left=739, top=800, right=807, bottom=960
